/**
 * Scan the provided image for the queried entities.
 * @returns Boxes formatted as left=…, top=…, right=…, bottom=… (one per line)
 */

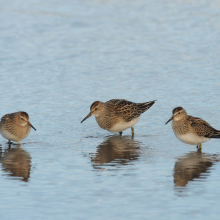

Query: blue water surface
left=0, top=0, right=220, bottom=219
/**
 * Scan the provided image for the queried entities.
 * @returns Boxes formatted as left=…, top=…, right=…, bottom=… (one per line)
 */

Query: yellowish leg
left=8, top=140, right=11, bottom=149
left=196, top=144, right=202, bottom=148
left=197, top=147, right=202, bottom=153
left=7, top=140, right=11, bottom=149
left=131, top=127, right=134, bottom=136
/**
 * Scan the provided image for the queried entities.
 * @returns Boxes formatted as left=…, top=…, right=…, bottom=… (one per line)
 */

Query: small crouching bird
left=166, top=107, right=220, bottom=148
left=81, top=99, right=156, bottom=136
left=0, top=111, right=36, bottom=145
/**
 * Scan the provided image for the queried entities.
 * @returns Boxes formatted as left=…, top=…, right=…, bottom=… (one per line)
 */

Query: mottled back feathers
left=173, top=114, right=220, bottom=138
left=187, top=116, right=220, bottom=138
left=105, top=99, right=155, bottom=122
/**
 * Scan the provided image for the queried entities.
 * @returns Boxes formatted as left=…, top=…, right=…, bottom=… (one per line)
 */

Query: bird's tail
left=205, top=131, right=220, bottom=138
left=138, top=100, right=156, bottom=113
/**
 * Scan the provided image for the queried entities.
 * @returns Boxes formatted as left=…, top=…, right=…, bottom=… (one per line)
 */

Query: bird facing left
left=81, top=99, right=156, bottom=135
left=0, top=111, right=36, bottom=144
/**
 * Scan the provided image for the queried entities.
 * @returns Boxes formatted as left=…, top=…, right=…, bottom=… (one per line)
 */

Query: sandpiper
left=166, top=107, right=220, bottom=148
left=81, top=99, right=156, bottom=135
left=0, top=111, right=36, bottom=144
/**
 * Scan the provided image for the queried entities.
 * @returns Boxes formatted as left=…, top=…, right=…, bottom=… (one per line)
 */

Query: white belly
left=0, top=128, right=31, bottom=143
left=175, top=132, right=210, bottom=145
left=108, top=117, right=140, bottom=132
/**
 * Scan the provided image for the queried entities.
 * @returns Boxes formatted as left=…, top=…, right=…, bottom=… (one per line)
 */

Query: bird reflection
left=173, top=149, right=219, bottom=187
left=91, top=135, right=141, bottom=169
left=0, top=145, right=31, bottom=182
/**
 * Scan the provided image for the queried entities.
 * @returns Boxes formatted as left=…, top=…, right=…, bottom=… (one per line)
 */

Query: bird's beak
left=165, top=116, right=174, bottom=125
left=28, top=121, right=36, bottom=131
left=81, top=112, right=92, bottom=123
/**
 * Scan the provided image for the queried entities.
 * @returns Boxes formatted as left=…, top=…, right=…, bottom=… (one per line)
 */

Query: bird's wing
left=0, top=114, right=14, bottom=128
left=188, top=115, right=220, bottom=138
left=106, top=99, right=155, bottom=122
left=1, top=114, right=12, bottom=123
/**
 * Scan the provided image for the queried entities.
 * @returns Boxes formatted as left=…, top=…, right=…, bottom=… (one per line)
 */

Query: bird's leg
left=8, top=140, right=11, bottom=149
left=197, top=148, right=202, bottom=153
left=119, top=132, right=122, bottom=136
left=196, top=144, right=202, bottom=148
left=131, top=127, right=134, bottom=136
left=197, top=143, right=202, bottom=149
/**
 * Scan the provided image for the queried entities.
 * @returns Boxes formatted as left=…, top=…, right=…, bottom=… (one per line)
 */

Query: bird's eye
left=95, top=108, right=98, bottom=110
left=178, top=112, right=180, bottom=114
left=21, top=118, right=24, bottom=120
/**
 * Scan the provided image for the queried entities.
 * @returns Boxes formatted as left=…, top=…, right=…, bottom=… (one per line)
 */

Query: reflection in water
left=0, top=146, right=31, bottom=182
left=91, top=135, right=141, bottom=169
left=174, top=149, right=219, bottom=187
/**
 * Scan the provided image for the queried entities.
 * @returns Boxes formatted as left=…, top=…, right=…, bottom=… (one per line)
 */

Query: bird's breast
left=174, top=132, right=210, bottom=145
left=108, top=117, right=140, bottom=132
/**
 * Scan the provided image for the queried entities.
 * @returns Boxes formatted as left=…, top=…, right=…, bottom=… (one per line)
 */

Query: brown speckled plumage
left=166, top=107, right=220, bottom=148
left=172, top=115, right=220, bottom=138
left=1, top=113, right=24, bottom=138
left=82, top=99, right=156, bottom=134
left=0, top=111, right=36, bottom=144
left=105, top=99, right=155, bottom=122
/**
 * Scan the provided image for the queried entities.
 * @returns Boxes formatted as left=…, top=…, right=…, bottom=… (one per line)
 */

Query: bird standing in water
left=0, top=111, right=36, bottom=144
left=166, top=107, right=220, bottom=148
left=81, top=99, right=156, bottom=136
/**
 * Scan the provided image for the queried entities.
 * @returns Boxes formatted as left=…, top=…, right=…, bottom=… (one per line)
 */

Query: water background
left=1, top=0, right=220, bottom=219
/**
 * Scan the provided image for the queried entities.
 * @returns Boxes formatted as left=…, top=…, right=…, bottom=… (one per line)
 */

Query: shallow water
left=1, top=0, right=220, bottom=219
